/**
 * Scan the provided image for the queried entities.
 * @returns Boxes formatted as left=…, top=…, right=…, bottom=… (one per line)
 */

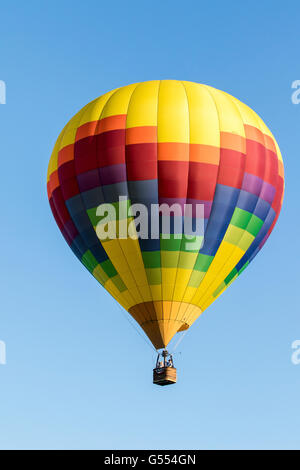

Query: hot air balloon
left=47, top=80, right=284, bottom=385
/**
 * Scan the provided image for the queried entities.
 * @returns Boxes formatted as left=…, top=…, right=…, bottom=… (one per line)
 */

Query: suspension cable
left=170, top=328, right=189, bottom=354
left=114, top=301, right=158, bottom=353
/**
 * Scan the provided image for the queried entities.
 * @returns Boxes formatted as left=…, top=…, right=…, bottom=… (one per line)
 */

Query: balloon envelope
left=47, top=80, right=284, bottom=349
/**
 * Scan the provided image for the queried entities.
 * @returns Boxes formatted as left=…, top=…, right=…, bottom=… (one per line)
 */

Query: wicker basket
left=153, top=367, right=177, bottom=386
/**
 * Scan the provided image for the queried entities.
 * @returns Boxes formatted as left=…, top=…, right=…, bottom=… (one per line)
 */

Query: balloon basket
left=153, top=367, right=177, bottom=386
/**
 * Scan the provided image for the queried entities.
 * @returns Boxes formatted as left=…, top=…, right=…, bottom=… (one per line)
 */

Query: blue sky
left=0, top=0, right=299, bottom=450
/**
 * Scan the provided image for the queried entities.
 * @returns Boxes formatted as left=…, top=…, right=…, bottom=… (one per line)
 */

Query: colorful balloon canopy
left=47, top=80, right=284, bottom=349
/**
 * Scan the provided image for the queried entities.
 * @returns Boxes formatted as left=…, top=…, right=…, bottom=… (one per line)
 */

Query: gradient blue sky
left=0, top=0, right=299, bottom=450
